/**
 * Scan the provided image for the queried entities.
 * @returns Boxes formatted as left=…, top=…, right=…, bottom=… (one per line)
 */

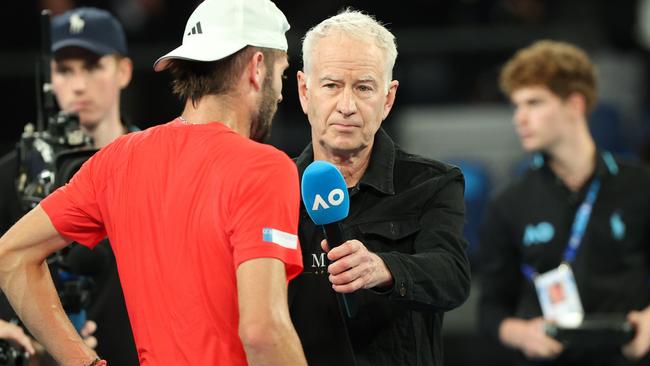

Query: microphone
left=301, top=160, right=358, bottom=318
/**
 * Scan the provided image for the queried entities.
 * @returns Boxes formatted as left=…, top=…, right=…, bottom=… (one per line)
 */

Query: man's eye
left=85, top=63, right=102, bottom=71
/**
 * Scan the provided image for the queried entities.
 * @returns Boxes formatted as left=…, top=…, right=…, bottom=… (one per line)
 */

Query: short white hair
left=301, top=8, right=398, bottom=91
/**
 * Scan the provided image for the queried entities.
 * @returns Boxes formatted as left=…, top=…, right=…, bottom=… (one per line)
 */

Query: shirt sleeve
left=227, top=150, right=303, bottom=281
left=40, top=152, right=107, bottom=249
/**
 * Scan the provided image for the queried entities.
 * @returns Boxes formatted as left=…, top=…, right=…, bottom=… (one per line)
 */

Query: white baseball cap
left=153, top=0, right=290, bottom=72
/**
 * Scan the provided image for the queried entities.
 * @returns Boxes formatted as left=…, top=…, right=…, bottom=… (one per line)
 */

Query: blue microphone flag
left=301, top=160, right=350, bottom=225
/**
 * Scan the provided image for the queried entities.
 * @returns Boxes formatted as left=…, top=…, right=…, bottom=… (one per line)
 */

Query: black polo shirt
left=289, top=128, right=471, bottom=366
left=478, top=151, right=650, bottom=365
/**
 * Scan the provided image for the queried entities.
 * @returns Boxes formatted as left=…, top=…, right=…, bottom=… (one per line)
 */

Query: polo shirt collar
left=533, top=149, right=619, bottom=179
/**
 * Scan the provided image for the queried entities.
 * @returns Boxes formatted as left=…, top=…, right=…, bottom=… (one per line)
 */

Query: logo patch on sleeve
left=262, top=228, right=298, bottom=249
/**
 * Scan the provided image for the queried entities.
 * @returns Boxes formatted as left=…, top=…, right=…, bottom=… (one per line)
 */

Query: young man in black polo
left=478, top=40, right=650, bottom=366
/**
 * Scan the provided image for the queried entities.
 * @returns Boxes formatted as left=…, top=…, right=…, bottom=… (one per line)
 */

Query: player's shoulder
left=224, top=137, right=296, bottom=176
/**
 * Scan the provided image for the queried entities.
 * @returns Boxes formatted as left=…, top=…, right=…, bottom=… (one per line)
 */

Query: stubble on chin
left=250, top=80, right=277, bottom=143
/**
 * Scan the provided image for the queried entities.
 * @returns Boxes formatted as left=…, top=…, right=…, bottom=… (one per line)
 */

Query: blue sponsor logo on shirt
left=610, top=212, right=625, bottom=241
left=523, top=222, right=555, bottom=246
left=262, top=227, right=298, bottom=249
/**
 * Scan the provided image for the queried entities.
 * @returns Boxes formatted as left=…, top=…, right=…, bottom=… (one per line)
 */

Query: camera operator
left=0, top=7, right=138, bottom=366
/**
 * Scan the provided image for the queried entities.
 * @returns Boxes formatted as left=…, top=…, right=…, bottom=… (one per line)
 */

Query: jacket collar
left=295, top=128, right=396, bottom=195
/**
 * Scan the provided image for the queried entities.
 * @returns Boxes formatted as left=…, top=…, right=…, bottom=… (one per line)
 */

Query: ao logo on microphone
left=311, top=188, right=345, bottom=211
left=301, top=160, right=350, bottom=225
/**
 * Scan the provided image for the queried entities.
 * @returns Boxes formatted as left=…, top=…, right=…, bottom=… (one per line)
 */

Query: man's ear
left=566, top=91, right=587, bottom=117
left=117, top=57, right=133, bottom=89
left=382, top=80, right=399, bottom=120
left=247, top=51, right=266, bottom=92
left=297, top=71, right=309, bottom=114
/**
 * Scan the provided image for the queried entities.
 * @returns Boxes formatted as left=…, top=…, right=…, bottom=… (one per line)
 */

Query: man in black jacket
left=288, top=9, right=471, bottom=366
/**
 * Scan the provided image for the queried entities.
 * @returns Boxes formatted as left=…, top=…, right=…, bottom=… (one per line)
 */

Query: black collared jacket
left=478, top=151, right=650, bottom=365
left=288, top=128, right=471, bottom=366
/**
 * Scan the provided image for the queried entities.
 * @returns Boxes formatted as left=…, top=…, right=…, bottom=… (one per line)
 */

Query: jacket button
left=390, top=222, right=397, bottom=236
left=399, top=282, right=407, bottom=297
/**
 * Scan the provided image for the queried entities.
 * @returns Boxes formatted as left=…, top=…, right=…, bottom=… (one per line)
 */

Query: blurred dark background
left=5, top=0, right=650, bottom=158
left=3, top=1, right=650, bottom=365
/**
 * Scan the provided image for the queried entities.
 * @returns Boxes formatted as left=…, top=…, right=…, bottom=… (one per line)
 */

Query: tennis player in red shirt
left=0, top=0, right=307, bottom=365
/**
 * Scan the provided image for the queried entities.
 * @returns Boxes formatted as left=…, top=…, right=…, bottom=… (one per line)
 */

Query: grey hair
left=301, top=8, right=398, bottom=91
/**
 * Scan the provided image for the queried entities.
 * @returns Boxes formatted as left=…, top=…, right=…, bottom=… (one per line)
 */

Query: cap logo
left=69, top=13, right=85, bottom=34
left=186, top=21, right=203, bottom=36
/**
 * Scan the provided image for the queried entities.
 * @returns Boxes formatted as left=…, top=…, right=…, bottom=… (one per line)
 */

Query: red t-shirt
left=41, top=119, right=303, bottom=365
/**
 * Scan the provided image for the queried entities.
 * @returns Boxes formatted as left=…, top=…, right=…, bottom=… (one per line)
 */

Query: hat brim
left=53, top=39, right=121, bottom=56
left=153, top=42, right=247, bottom=72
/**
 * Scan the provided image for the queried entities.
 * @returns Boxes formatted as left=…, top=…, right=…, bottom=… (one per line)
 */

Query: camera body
left=0, top=340, right=28, bottom=366
left=16, top=111, right=95, bottom=212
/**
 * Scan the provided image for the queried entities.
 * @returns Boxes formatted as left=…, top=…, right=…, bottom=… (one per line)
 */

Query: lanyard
left=521, top=178, right=601, bottom=280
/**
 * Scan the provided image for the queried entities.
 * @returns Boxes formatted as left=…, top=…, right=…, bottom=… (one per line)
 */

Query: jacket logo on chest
left=311, top=252, right=326, bottom=268
left=523, top=221, right=555, bottom=246
left=309, top=252, right=327, bottom=275
left=610, top=211, right=625, bottom=241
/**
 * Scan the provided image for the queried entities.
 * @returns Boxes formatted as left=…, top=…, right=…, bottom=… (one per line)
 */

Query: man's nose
left=337, top=86, right=357, bottom=117
left=70, top=72, right=88, bottom=92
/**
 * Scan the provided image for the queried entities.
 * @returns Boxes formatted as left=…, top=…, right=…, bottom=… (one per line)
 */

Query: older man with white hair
left=289, top=9, right=471, bottom=366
